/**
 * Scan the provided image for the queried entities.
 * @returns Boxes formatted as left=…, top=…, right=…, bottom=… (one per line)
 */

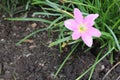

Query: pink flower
left=64, top=8, right=101, bottom=47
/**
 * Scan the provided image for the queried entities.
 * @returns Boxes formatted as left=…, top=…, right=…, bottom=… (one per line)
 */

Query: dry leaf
left=24, top=39, right=34, bottom=43
left=31, top=23, right=37, bottom=28
left=29, top=45, right=37, bottom=49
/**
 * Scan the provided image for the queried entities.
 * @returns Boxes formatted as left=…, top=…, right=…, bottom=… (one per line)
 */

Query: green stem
left=16, top=28, right=48, bottom=46
left=88, top=50, right=102, bottom=80
left=76, top=47, right=114, bottom=80
left=54, top=43, right=79, bottom=77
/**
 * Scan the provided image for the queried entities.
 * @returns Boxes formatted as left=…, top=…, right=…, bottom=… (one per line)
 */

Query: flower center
left=79, top=24, right=87, bottom=33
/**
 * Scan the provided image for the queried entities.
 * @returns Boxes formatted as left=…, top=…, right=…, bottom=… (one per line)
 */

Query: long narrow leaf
left=5, top=18, right=52, bottom=24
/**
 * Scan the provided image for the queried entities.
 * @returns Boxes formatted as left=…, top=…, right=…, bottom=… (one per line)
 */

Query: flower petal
left=84, top=14, right=99, bottom=27
left=64, top=19, right=78, bottom=31
left=81, top=34, right=93, bottom=47
left=72, top=31, right=81, bottom=40
left=88, top=27, right=101, bottom=37
left=74, top=8, right=83, bottom=23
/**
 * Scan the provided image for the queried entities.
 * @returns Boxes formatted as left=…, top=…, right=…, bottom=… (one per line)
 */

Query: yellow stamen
left=79, top=24, right=87, bottom=33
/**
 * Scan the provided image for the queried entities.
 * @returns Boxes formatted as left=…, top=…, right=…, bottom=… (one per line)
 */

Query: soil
left=0, top=10, right=120, bottom=80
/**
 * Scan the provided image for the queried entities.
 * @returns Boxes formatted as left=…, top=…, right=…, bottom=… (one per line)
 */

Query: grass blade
left=76, top=47, right=114, bottom=80
left=49, top=36, right=71, bottom=47
left=5, top=18, right=52, bottom=24
left=54, top=43, right=79, bottom=77
left=16, top=28, right=48, bottom=46
left=104, top=23, right=120, bottom=51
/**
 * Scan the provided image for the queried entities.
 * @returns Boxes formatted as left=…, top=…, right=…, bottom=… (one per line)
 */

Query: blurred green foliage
left=0, top=0, right=31, bottom=17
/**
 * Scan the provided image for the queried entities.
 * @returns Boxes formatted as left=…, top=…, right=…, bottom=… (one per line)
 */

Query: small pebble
left=39, top=63, right=44, bottom=67
left=2, top=15, right=5, bottom=18
left=38, top=15, right=41, bottom=18
left=26, top=27, right=31, bottom=31
left=23, top=53, right=32, bottom=57
left=101, top=65, right=105, bottom=70
left=1, top=39, right=4, bottom=41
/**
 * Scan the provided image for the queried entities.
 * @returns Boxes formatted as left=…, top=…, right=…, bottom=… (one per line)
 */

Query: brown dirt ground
left=0, top=10, right=120, bottom=80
